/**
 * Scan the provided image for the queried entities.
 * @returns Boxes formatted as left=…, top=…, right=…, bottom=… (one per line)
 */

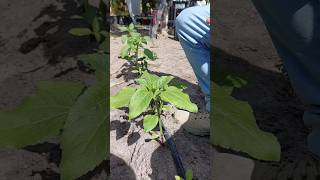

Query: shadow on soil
left=212, top=46, right=320, bottom=179
left=110, top=154, right=136, bottom=180
left=18, top=0, right=98, bottom=65
left=24, top=142, right=110, bottom=180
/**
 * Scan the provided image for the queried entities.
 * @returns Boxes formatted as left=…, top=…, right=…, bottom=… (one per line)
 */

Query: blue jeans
left=175, top=5, right=211, bottom=111
left=253, top=0, right=320, bottom=157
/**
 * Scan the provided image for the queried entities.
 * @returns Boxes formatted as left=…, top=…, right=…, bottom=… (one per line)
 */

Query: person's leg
left=175, top=5, right=211, bottom=111
left=126, top=0, right=137, bottom=24
left=150, top=0, right=168, bottom=46
left=174, top=5, right=211, bottom=136
left=252, top=0, right=320, bottom=157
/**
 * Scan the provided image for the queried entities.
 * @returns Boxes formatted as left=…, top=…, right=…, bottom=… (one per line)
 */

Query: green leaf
left=144, top=48, right=155, bottom=60
left=94, top=32, right=101, bottom=43
left=160, top=86, right=198, bottom=113
left=170, top=80, right=188, bottom=90
left=92, top=17, right=100, bottom=33
left=131, top=70, right=139, bottom=74
left=69, top=28, right=92, bottom=36
left=212, top=82, right=281, bottom=161
left=162, top=105, right=173, bottom=112
left=121, top=35, right=128, bottom=44
left=143, top=36, right=151, bottom=42
left=175, top=176, right=182, bottom=180
left=143, top=115, right=159, bottom=132
left=60, top=82, right=108, bottom=180
left=100, top=30, right=108, bottom=37
left=157, top=76, right=174, bottom=89
left=129, top=23, right=134, bottom=30
left=78, top=53, right=108, bottom=82
left=110, top=87, right=136, bottom=109
left=128, top=87, right=153, bottom=119
left=0, top=81, right=84, bottom=148
left=118, top=26, right=128, bottom=32
left=131, top=32, right=141, bottom=37
left=120, top=45, right=130, bottom=58
left=150, top=131, right=160, bottom=140
left=186, top=169, right=193, bottom=180
left=99, top=39, right=109, bottom=53
left=140, top=72, right=160, bottom=90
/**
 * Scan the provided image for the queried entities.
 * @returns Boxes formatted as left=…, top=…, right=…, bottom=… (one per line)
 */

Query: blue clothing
left=176, top=2, right=320, bottom=157
left=175, top=5, right=211, bottom=111
left=252, top=0, right=320, bottom=157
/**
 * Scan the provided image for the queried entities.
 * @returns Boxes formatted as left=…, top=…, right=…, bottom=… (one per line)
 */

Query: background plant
left=119, top=23, right=157, bottom=75
left=69, top=0, right=109, bottom=52
left=111, top=72, right=198, bottom=142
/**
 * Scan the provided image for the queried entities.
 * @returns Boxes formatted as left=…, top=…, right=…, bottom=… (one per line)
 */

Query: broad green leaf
left=69, top=28, right=92, bottom=36
left=140, top=72, right=159, bottom=90
left=212, top=82, right=281, bottom=161
left=170, top=80, right=188, bottom=90
left=128, top=87, right=153, bottom=119
left=60, top=82, right=108, bottom=180
left=175, top=176, right=182, bottom=180
left=0, top=81, right=84, bottom=148
left=131, top=70, right=139, bottom=74
left=160, top=86, right=198, bottom=113
left=144, top=48, right=155, bottom=60
left=94, top=32, right=101, bottom=43
left=121, top=35, right=128, bottom=44
left=99, top=39, right=109, bottom=53
left=131, top=32, right=141, bottom=37
left=110, top=87, right=136, bottom=109
left=162, top=105, right=172, bottom=112
left=186, top=169, right=193, bottom=180
left=143, top=115, right=159, bottom=132
left=143, top=36, right=151, bottom=42
left=100, top=30, right=108, bottom=37
left=120, top=45, right=130, bottom=58
left=157, top=76, right=174, bottom=89
left=92, top=17, right=100, bottom=33
left=129, top=23, right=134, bottom=30
left=118, top=26, right=128, bottom=32
left=136, top=78, right=148, bottom=87
left=150, top=131, right=160, bottom=139
left=78, top=53, right=108, bottom=82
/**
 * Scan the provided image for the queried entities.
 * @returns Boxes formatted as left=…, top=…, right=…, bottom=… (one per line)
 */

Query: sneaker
left=174, top=109, right=210, bottom=136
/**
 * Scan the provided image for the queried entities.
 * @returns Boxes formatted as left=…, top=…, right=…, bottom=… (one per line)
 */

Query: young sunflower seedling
left=68, top=0, right=108, bottom=52
left=119, top=23, right=157, bottom=75
left=110, top=72, right=198, bottom=143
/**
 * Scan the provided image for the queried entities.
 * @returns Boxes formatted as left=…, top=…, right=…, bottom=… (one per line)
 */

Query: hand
left=206, top=18, right=212, bottom=25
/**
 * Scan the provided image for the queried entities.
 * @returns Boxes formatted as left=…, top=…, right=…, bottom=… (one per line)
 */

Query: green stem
left=157, top=100, right=164, bottom=142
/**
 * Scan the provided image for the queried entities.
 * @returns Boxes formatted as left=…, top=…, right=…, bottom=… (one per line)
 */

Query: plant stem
left=157, top=100, right=164, bottom=144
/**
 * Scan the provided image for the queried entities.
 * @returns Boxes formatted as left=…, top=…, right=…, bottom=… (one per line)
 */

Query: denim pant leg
left=252, top=0, right=320, bottom=156
left=175, top=5, right=211, bottom=111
